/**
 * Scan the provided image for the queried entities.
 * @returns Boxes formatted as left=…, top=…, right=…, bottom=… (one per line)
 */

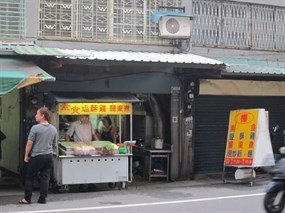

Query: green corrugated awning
left=0, top=58, right=56, bottom=95
left=12, top=46, right=68, bottom=56
left=0, top=71, right=26, bottom=95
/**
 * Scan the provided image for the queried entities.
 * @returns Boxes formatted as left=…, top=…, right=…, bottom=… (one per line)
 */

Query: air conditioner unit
left=158, top=16, right=191, bottom=39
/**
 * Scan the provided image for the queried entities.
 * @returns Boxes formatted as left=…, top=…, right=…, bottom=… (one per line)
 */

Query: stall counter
left=53, top=153, right=132, bottom=190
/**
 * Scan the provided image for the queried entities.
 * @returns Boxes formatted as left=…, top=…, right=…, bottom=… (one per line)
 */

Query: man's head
left=79, top=115, right=89, bottom=124
left=36, top=107, right=51, bottom=123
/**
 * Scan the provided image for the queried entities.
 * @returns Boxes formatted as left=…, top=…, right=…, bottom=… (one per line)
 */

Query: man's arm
left=65, top=134, right=71, bottom=142
left=90, top=123, right=98, bottom=141
left=53, top=131, right=58, bottom=151
left=111, top=127, right=117, bottom=143
left=65, top=122, right=75, bottom=142
left=93, top=133, right=99, bottom=141
left=24, top=140, right=33, bottom=163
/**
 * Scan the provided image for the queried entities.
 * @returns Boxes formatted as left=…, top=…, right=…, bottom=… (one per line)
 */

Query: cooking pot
left=152, top=138, right=164, bottom=149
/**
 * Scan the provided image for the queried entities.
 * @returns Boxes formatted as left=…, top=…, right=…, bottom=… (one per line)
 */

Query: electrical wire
left=54, top=71, right=176, bottom=82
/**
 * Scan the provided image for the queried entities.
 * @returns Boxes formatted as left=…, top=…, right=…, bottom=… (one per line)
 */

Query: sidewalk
left=0, top=171, right=271, bottom=197
left=0, top=175, right=23, bottom=197
left=129, top=171, right=270, bottom=190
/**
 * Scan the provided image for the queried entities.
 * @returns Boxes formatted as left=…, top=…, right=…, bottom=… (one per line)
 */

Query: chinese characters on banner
left=224, top=109, right=259, bottom=166
left=57, top=103, right=132, bottom=115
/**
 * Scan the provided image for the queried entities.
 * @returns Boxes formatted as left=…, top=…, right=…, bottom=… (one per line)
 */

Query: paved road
left=0, top=175, right=271, bottom=213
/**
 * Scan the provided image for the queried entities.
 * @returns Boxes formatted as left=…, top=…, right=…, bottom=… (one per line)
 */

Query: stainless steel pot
left=152, top=138, right=164, bottom=149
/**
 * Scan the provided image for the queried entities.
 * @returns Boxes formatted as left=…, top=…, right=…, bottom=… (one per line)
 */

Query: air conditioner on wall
left=158, top=16, right=191, bottom=39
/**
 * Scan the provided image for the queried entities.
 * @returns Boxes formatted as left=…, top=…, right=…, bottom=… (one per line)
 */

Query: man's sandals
left=19, top=198, right=30, bottom=204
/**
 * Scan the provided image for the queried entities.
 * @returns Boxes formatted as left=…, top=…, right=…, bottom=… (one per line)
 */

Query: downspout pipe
left=148, top=94, right=165, bottom=140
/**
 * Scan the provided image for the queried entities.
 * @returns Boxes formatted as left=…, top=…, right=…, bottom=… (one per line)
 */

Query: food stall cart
left=50, top=92, right=139, bottom=192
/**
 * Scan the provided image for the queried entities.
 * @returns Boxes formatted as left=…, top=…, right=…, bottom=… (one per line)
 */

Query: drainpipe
left=147, top=94, right=165, bottom=140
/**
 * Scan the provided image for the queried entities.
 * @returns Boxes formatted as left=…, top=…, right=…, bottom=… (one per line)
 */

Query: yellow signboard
left=224, top=109, right=259, bottom=166
left=58, top=103, right=132, bottom=115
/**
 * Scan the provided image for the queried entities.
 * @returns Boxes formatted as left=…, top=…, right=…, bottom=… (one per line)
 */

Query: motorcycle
left=264, top=146, right=285, bottom=213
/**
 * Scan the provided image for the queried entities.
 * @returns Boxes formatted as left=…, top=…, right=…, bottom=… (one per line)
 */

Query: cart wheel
left=108, top=182, right=116, bottom=189
left=118, top=182, right=128, bottom=190
left=51, top=184, right=60, bottom=193
left=58, top=185, right=69, bottom=193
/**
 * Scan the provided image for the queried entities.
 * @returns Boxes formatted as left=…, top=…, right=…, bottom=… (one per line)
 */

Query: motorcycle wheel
left=264, top=192, right=285, bottom=213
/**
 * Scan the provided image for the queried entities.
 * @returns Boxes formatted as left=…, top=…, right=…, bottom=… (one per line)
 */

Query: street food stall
left=50, top=92, right=138, bottom=192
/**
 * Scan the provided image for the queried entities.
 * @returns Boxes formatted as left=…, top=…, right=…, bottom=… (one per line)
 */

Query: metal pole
left=130, top=113, right=133, bottom=140
left=119, top=114, right=122, bottom=143
left=129, top=110, right=133, bottom=182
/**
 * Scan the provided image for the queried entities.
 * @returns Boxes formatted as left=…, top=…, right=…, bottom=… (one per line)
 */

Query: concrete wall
left=25, top=0, right=38, bottom=40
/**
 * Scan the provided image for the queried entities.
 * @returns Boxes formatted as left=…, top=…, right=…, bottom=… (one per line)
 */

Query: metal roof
left=11, top=45, right=225, bottom=68
left=10, top=46, right=285, bottom=75
left=218, top=58, right=285, bottom=75
left=60, top=49, right=225, bottom=65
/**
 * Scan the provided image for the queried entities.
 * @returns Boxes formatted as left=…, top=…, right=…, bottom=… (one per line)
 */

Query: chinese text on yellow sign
left=224, top=109, right=259, bottom=166
left=58, top=103, right=132, bottom=115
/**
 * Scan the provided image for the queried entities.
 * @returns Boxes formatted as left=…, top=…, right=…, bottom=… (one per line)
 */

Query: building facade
left=0, top=0, right=284, bottom=180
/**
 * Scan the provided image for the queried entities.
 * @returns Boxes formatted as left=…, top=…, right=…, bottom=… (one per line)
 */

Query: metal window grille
left=192, top=0, right=285, bottom=51
left=0, top=0, right=24, bottom=40
left=39, top=0, right=182, bottom=44
left=251, top=4, right=285, bottom=50
left=274, top=8, right=285, bottom=50
left=221, top=2, right=249, bottom=47
left=39, top=0, right=73, bottom=38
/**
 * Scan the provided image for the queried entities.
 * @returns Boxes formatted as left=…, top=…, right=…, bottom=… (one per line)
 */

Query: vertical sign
left=224, top=109, right=259, bottom=166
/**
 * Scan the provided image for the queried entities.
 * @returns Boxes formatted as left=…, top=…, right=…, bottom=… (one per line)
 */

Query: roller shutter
left=194, top=95, right=285, bottom=173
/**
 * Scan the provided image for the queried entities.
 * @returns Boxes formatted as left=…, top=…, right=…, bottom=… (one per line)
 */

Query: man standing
left=65, top=115, right=98, bottom=142
left=19, top=107, right=57, bottom=204
left=65, top=115, right=98, bottom=191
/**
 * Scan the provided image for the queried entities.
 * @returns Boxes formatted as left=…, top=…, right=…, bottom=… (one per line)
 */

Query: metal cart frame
left=51, top=93, right=138, bottom=192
